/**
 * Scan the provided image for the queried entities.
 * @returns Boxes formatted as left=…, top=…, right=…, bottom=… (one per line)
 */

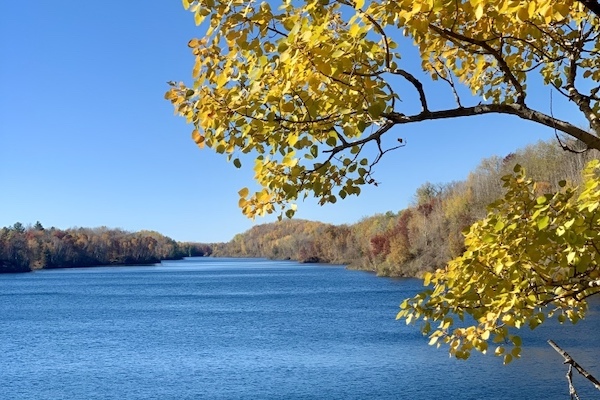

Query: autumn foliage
left=212, top=140, right=600, bottom=362
left=0, top=225, right=212, bottom=273
left=168, top=0, right=600, bottom=219
left=215, top=140, right=599, bottom=274
left=164, top=0, right=600, bottom=363
left=399, top=160, right=600, bottom=363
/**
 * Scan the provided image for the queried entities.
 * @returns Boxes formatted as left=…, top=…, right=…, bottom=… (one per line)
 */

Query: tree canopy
left=167, top=0, right=600, bottom=363
left=398, top=160, right=600, bottom=363
left=167, top=0, right=600, bottom=218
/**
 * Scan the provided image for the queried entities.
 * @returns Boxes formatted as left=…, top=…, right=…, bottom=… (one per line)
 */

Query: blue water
left=1, top=258, right=599, bottom=399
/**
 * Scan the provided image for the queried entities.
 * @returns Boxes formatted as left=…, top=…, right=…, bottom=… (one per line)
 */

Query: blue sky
left=0, top=1, right=583, bottom=243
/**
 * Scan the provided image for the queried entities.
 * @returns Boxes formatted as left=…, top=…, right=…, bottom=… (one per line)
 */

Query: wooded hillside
left=4, top=140, right=597, bottom=277
left=214, top=140, right=599, bottom=277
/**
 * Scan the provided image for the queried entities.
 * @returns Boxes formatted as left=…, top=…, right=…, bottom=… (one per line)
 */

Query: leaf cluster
left=169, top=0, right=600, bottom=219
left=170, top=0, right=397, bottom=218
left=397, top=160, right=600, bottom=363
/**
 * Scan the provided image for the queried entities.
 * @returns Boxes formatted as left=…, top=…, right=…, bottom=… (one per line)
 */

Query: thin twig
left=550, top=89, right=589, bottom=153
left=567, top=364, right=582, bottom=400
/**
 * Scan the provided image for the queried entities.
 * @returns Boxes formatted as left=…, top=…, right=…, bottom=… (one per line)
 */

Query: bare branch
left=431, top=61, right=463, bottom=108
left=550, top=89, right=590, bottom=153
left=548, top=340, right=600, bottom=392
left=563, top=40, right=600, bottom=133
left=324, top=120, right=395, bottom=155
left=388, top=68, right=429, bottom=113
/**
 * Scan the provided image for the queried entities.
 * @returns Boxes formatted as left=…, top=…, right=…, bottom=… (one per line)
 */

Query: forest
left=213, top=139, right=600, bottom=277
left=0, top=223, right=212, bottom=273
left=3, top=139, right=597, bottom=278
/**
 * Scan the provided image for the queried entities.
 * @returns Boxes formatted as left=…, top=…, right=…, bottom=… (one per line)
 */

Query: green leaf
left=511, top=336, right=522, bottom=346
left=536, top=196, right=547, bottom=205
left=482, top=233, right=495, bottom=243
left=537, top=216, right=550, bottom=230
left=494, top=220, right=505, bottom=232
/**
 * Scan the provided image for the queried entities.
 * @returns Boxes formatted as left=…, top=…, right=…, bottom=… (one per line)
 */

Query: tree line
left=0, top=223, right=212, bottom=273
left=3, top=139, right=596, bottom=279
left=214, top=139, right=599, bottom=278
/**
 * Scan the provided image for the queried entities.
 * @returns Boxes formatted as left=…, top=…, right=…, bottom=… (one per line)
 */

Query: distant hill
left=5, top=139, right=597, bottom=277
left=214, top=139, right=599, bottom=277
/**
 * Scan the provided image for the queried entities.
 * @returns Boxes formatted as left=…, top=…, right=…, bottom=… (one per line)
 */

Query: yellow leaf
left=423, top=272, right=432, bottom=286
left=474, top=3, right=484, bottom=20
left=516, top=6, right=529, bottom=22
left=288, top=134, right=299, bottom=147
left=194, top=10, right=206, bottom=26
left=238, top=187, right=249, bottom=198
left=258, top=190, right=271, bottom=203
left=527, top=1, right=536, bottom=18
left=281, top=102, right=295, bottom=113
left=553, top=3, right=570, bottom=19
left=216, top=73, right=228, bottom=88
left=192, top=129, right=205, bottom=148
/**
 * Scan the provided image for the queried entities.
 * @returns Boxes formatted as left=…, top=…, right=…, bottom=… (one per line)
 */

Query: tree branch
left=431, top=60, right=463, bottom=108
left=548, top=340, right=600, bottom=392
left=382, top=104, right=600, bottom=151
left=430, top=25, right=526, bottom=105
left=577, top=0, right=600, bottom=18
left=564, top=41, right=600, bottom=134
left=388, top=68, right=429, bottom=112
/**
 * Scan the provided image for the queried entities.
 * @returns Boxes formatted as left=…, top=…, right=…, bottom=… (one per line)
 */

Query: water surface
left=1, top=258, right=599, bottom=399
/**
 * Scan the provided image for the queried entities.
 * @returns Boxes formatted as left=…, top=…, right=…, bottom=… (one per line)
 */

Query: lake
left=1, top=258, right=599, bottom=399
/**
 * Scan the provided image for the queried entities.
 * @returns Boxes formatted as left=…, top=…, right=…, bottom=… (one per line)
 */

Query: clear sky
left=0, top=1, right=583, bottom=243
